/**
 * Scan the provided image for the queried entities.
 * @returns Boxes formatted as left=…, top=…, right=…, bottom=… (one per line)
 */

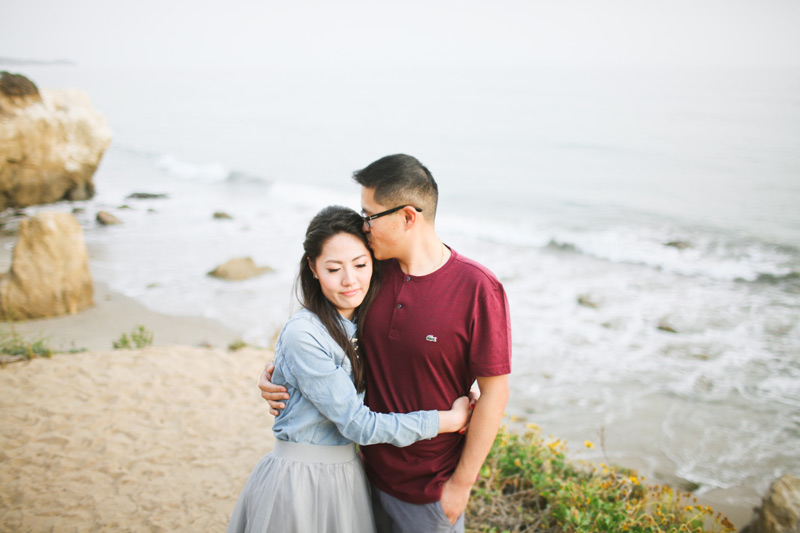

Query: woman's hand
left=258, top=363, right=290, bottom=416
left=438, top=396, right=471, bottom=434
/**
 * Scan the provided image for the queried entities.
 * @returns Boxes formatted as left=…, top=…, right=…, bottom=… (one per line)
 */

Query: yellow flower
left=584, top=440, right=594, bottom=449
left=628, top=475, right=639, bottom=485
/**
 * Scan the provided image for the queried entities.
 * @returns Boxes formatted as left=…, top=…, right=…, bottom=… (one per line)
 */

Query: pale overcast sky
left=2, top=0, right=799, bottom=68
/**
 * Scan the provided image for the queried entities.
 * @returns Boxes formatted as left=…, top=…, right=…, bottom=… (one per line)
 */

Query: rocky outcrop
left=208, top=257, right=273, bottom=281
left=742, top=475, right=800, bottom=533
left=0, top=212, right=94, bottom=320
left=0, top=72, right=112, bottom=210
left=96, top=211, right=121, bottom=225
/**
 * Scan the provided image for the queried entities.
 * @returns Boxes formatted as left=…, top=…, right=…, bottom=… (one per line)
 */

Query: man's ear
left=402, top=206, right=419, bottom=229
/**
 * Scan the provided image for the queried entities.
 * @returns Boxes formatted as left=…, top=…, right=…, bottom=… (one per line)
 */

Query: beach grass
left=228, top=339, right=248, bottom=351
left=466, top=425, right=736, bottom=532
left=112, top=324, right=154, bottom=350
left=0, top=324, right=53, bottom=363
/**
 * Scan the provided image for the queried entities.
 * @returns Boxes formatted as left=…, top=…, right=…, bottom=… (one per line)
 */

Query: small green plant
left=228, top=339, right=248, bottom=351
left=113, top=325, right=154, bottom=350
left=465, top=424, right=736, bottom=532
left=0, top=327, right=53, bottom=362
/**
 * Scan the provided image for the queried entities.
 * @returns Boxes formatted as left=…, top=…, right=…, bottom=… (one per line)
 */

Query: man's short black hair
left=353, top=154, right=438, bottom=220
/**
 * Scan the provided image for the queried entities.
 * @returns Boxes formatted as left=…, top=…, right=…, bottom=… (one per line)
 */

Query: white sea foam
left=154, top=154, right=231, bottom=183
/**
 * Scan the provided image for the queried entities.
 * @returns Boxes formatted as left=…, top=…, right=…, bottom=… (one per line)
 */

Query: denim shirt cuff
left=424, top=410, right=439, bottom=439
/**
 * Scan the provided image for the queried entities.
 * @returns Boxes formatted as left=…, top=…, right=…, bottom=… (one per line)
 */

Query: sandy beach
left=0, top=289, right=276, bottom=532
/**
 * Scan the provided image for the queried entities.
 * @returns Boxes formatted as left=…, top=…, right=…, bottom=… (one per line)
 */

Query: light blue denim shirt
left=271, top=308, right=439, bottom=447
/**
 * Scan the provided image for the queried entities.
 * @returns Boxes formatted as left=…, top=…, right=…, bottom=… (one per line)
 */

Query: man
left=260, top=154, right=511, bottom=532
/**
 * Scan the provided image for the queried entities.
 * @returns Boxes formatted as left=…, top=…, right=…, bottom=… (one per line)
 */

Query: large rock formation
left=0, top=212, right=94, bottom=320
left=0, top=72, right=112, bottom=210
left=742, top=474, right=800, bottom=533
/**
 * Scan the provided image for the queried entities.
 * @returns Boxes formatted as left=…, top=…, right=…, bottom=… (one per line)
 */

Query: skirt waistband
left=272, top=440, right=358, bottom=464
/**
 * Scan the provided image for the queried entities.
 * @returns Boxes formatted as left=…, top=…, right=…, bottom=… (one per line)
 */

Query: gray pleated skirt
left=227, top=440, right=376, bottom=533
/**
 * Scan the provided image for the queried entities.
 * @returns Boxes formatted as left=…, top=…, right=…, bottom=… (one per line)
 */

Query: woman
left=227, top=206, right=469, bottom=533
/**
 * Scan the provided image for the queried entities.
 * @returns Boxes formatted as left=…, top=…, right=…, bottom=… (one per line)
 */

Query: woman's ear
left=307, top=258, right=318, bottom=279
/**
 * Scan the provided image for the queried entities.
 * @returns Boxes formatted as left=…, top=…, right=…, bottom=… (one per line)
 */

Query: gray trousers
left=370, top=484, right=465, bottom=533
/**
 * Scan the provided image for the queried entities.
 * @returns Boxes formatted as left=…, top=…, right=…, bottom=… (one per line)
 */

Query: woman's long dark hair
left=297, top=205, right=380, bottom=393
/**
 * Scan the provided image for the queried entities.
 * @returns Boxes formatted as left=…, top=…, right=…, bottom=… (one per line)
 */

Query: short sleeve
left=468, top=281, right=512, bottom=377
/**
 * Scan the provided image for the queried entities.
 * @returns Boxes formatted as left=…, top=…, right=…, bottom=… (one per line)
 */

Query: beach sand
left=0, top=280, right=276, bottom=531
left=0, top=343, right=275, bottom=532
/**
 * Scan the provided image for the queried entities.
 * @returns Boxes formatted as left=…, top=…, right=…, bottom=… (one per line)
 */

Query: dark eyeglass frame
left=361, top=205, right=422, bottom=229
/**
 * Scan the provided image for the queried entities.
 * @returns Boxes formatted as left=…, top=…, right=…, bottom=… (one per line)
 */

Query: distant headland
left=0, top=57, right=76, bottom=66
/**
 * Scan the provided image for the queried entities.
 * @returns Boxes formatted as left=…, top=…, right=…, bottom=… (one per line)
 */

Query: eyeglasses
left=361, top=205, right=422, bottom=229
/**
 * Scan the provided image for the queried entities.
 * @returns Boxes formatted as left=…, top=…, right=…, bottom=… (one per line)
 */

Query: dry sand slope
left=0, top=346, right=276, bottom=532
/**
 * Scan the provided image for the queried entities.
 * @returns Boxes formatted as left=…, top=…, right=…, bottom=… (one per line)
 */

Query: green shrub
left=228, top=339, right=248, bottom=351
left=113, top=325, right=154, bottom=350
left=0, top=328, right=53, bottom=361
left=466, top=425, right=736, bottom=532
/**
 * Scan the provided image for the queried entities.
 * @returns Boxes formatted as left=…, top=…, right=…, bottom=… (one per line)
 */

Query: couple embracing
left=227, top=154, right=511, bottom=533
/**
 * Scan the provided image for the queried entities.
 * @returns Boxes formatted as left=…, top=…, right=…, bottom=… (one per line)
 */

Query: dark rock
left=665, top=241, right=691, bottom=250
left=126, top=192, right=168, bottom=200
left=0, top=71, right=40, bottom=99
left=657, top=321, right=678, bottom=333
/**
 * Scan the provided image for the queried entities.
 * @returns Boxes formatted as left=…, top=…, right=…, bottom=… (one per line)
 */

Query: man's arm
left=258, top=363, right=290, bottom=416
left=440, top=374, right=509, bottom=524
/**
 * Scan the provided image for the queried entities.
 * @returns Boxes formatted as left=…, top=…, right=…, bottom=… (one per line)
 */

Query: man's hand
left=443, top=374, right=509, bottom=524
left=440, top=477, right=472, bottom=525
left=458, top=382, right=481, bottom=433
left=258, top=363, right=289, bottom=416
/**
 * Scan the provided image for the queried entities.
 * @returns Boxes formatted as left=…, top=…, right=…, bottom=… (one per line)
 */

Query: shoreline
left=7, top=282, right=243, bottom=353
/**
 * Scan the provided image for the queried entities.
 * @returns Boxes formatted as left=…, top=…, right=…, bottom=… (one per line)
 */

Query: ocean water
left=9, top=63, right=800, bottom=514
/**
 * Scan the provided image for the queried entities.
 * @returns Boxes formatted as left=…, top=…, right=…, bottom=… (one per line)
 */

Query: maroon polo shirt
left=360, top=247, right=512, bottom=504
